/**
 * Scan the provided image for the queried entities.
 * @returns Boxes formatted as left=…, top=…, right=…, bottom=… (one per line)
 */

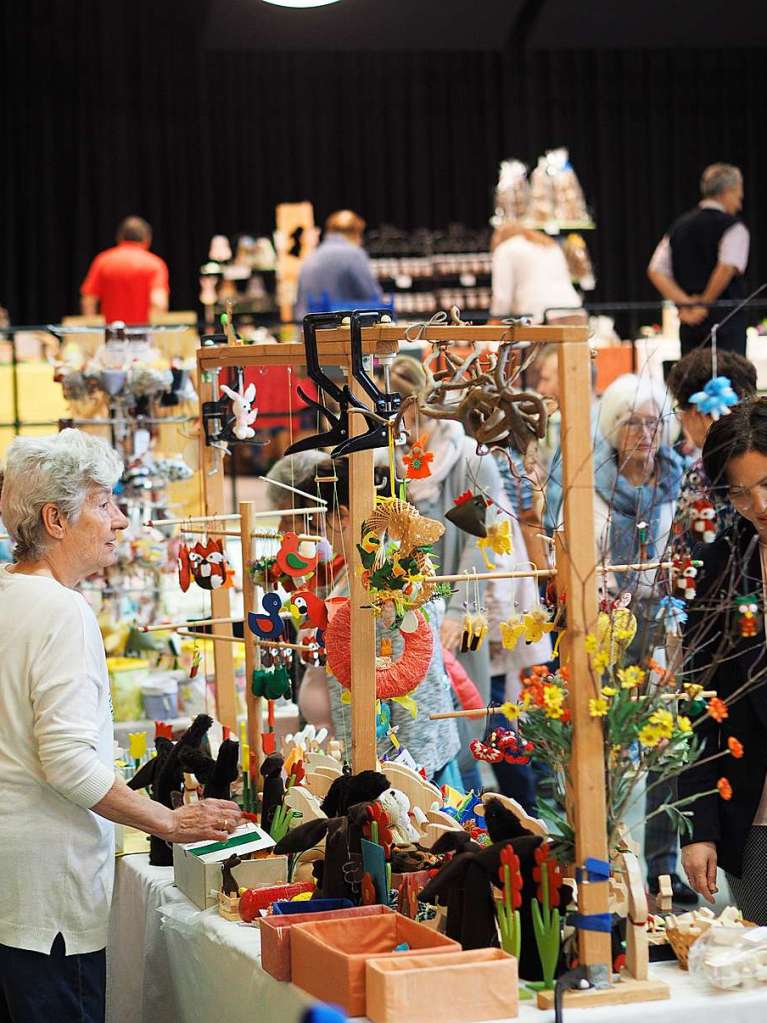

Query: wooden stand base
left=536, top=974, right=671, bottom=1010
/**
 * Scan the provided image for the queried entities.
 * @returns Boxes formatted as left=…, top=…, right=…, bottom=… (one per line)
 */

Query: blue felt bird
left=689, top=375, right=738, bottom=421
left=248, top=591, right=285, bottom=641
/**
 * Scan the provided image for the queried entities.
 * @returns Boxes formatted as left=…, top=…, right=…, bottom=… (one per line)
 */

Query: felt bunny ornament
left=221, top=381, right=257, bottom=440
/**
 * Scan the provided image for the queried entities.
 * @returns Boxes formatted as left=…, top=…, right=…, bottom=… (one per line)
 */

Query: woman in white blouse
left=0, top=430, right=242, bottom=1022
left=490, top=223, right=584, bottom=324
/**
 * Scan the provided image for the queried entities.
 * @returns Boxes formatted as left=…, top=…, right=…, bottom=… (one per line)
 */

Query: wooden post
left=198, top=370, right=237, bottom=731
left=348, top=377, right=377, bottom=771
left=556, top=338, right=611, bottom=974
left=240, top=501, right=263, bottom=784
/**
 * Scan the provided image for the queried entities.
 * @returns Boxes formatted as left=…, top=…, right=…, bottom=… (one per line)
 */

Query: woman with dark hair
left=680, top=397, right=767, bottom=923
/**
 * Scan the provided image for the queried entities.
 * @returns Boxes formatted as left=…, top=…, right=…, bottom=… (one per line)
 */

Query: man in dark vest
left=648, top=164, right=749, bottom=355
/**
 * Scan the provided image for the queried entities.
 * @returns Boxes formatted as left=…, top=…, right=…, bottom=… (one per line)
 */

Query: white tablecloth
left=108, top=853, right=767, bottom=1023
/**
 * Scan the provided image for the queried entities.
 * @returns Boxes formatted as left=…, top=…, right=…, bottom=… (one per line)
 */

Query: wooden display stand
left=195, top=321, right=668, bottom=1008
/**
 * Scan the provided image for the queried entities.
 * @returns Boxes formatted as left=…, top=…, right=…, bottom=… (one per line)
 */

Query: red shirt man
left=81, top=216, right=169, bottom=324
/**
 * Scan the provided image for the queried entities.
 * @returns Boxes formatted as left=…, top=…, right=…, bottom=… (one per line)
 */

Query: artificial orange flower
left=558, top=666, right=570, bottom=682
left=707, top=697, right=729, bottom=723
left=728, top=737, right=744, bottom=759
left=717, top=777, right=733, bottom=801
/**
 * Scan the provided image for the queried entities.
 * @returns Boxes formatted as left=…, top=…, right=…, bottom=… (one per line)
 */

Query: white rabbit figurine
left=220, top=381, right=257, bottom=440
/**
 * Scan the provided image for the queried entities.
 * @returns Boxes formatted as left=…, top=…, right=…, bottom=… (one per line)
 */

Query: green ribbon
left=187, top=829, right=266, bottom=858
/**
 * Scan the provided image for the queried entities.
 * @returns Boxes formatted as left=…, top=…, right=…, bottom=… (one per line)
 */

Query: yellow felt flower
left=477, top=519, right=513, bottom=570
left=128, top=731, right=147, bottom=761
left=638, top=725, right=661, bottom=748
left=589, top=697, right=609, bottom=717
left=500, top=702, right=523, bottom=721
left=617, top=666, right=646, bottom=690
left=499, top=613, right=525, bottom=651
left=649, top=708, right=674, bottom=739
left=601, top=686, right=618, bottom=698
left=677, top=716, right=692, bottom=734
left=523, top=607, right=555, bottom=644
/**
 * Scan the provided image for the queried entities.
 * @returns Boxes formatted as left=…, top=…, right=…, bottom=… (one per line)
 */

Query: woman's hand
left=162, top=798, right=243, bottom=845
left=440, top=617, right=464, bottom=654
left=681, top=841, right=718, bottom=902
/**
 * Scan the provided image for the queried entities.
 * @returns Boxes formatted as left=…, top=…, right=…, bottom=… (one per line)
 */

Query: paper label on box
left=182, top=822, right=275, bottom=862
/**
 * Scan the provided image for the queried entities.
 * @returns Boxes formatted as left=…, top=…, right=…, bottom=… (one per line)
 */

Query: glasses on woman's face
left=727, top=480, right=767, bottom=510
left=622, top=415, right=661, bottom=433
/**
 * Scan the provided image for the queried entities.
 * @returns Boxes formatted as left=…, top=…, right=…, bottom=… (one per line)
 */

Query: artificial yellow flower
left=601, top=686, right=618, bottom=698
left=500, top=702, right=523, bottom=721
left=617, top=666, right=646, bottom=690
left=684, top=683, right=704, bottom=700
left=649, top=708, right=674, bottom=739
left=677, top=716, right=692, bottom=733
left=589, top=697, right=609, bottom=717
left=499, top=613, right=525, bottom=651
left=591, top=651, right=610, bottom=674
left=477, top=519, right=513, bottom=570
left=638, top=724, right=661, bottom=748
left=584, top=634, right=598, bottom=654
left=543, top=685, right=565, bottom=719
left=128, top=731, right=147, bottom=761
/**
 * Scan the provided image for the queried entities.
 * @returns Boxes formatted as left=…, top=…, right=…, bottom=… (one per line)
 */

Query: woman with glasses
left=680, top=397, right=767, bottom=924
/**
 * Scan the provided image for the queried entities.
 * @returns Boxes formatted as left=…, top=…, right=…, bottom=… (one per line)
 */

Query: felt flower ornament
left=689, top=375, right=739, bottom=421
left=707, top=697, right=729, bottom=722
left=499, top=612, right=525, bottom=651
left=728, top=737, right=744, bottom=759
left=128, top=731, right=147, bottom=761
left=498, top=844, right=524, bottom=909
left=402, top=436, right=434, bottom=479
left=533, top=843, right=563, bottom=908
left=155, top=721, right=174, bottom=739
left=477, top=519, right=513, bottom=570
left=365, top=801, right=394, bottom=856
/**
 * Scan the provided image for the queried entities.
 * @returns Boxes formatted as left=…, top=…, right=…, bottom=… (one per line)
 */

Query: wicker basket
left=666, top=921, right=711, bottom=970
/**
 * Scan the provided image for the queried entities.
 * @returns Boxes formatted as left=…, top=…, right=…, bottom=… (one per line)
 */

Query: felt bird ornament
left=403, top=436, right=434, bottom=479
left=689, top=375, right=738, bottom=421
left=445, top=489, right=489, bottom=538
left=276, top=531, right=318, bottom=578
left=523, top=607, right=555, bottom=644
left=477, top=518, right=513, bottom=570
left=248, top=591, right=285, bottom=641
left=220, top=381, right=257, bottom=440
left=288, top=589, right=328, bottom=648
left=499, top=611, right=525, bottom=651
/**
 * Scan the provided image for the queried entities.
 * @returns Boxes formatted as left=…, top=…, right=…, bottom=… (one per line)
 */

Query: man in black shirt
left=648, top=164, right=749, bottom=355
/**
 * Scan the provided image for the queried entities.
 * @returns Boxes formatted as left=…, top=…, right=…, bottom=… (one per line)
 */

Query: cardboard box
left=172, top=823, right=286, bottom=909
left=261, top=905, right=394, bottom=982
left=366, top=948, right=519, bottom=1023
left=290, top=912, right=460, bottom=1016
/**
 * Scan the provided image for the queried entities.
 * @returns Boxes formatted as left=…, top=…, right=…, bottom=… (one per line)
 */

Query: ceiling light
left=262, top=0, right=342, bottom=7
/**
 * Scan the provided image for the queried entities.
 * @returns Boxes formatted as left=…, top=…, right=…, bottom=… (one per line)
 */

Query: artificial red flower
left=154, top=721, right=173, bottom=739
left=532, top=842, right=562, bottom=907
left=728, top=737, right=744, bottom=759
left=364, top=802, right=393, bottom=856
left=288, top=759, right=306, bottom=786
left=498, top=843, right=524, bottom=909
left=707, top=697, right=729, bottom=723
left=717, top=777, right=733, bottom=801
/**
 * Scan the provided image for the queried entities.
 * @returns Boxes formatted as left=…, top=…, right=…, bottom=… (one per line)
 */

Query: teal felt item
left=361, top=837, right=388, bottom=904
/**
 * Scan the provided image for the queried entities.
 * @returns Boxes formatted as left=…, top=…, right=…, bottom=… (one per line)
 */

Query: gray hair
left=2, top=429, right=123, bottom=561
left=700, top=163, right=742, bottom=199
left=265, top=451, right=327, bottom=509
left=596, top=373, right=677, bottom=450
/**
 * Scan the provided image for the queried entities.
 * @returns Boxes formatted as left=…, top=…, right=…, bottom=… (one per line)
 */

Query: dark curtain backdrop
left=2, top=1, right=766, bottom=323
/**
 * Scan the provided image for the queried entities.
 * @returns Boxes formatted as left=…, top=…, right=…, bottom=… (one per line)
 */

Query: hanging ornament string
left=388, top=420, right=397, bottom=498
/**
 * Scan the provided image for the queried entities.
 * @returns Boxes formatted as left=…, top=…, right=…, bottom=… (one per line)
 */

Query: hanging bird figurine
left=403, top=435, right=434, bottom=479
left=287, top=589, right=328, bottom=648
left=248, top=592, right=285, bottom=641
left=276, top=531, right=318, bottom=578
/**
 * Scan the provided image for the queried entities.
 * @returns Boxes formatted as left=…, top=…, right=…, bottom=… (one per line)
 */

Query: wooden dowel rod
left=428, top=560, right=674, bottom=585
left=258, top=476, right=327, bottom=505
left=141, top=616, right=239, bottom=632
left=430, top=690, right=718, bottom=720
left=145, top=513, right=241, bottom=526
left=179, top=527, right=323, bottom=541
left=145, top=507, right=325, bottom=528
left=174, top=629, right=315, bottom=653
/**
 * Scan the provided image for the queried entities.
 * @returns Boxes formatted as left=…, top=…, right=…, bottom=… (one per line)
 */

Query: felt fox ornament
left=189, top=539, right=231, bottom=590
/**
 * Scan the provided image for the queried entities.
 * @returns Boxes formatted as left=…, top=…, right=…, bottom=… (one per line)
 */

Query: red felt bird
left=276, top=532, right=318, bottom=578
left=288, top=589, right=328, bottom=647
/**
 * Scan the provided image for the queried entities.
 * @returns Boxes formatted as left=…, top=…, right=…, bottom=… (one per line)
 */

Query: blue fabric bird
left=689, top=375, right=739, bottom=421
left=248, top=591, right=285, bottom=640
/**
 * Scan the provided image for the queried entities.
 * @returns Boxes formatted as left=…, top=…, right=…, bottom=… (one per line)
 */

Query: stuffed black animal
left=320, top=770, right=389, bottom=818
left=260, top=753, right=285, bottom=835
left=128, top=714, right=214, bottom=866
left=179, top=737, right=240, bottom=800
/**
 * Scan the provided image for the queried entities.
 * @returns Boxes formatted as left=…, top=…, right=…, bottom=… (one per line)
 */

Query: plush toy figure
left=691, top=497, right=717, bottom=543
left=673, top=556, right=698, bottom=600
left=378, top=788, right=421, bottom=845
left=189, top=539, right=229, bottom=590
left=260, top=753, right=285, bottom=835
left=736, top=594, right=761, bottom=638
left=220, top=381, right=257, bottom=440
left=179, top=737, right=240, bottom=800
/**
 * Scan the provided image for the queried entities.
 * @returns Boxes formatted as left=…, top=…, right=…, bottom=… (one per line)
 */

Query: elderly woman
left=0, top=430, right=241, bottom=1023
left=546, top=374, right=691, bottom=900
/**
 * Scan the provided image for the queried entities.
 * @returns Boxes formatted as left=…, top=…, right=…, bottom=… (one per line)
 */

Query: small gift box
left=290, top=911, right=460, bottom=1016
left=260, top=904, right=394, bottom=982
left=272, top=898, right=354, bottom=916
left=366, top=948, right=519, bottom=1023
